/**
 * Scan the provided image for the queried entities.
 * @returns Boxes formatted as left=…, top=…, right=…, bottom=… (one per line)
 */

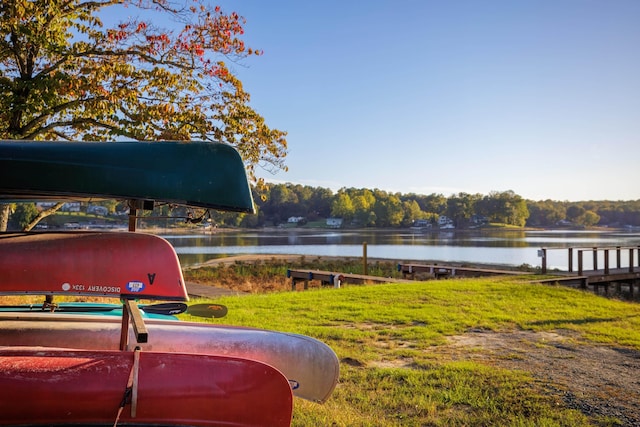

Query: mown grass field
left=180, top=276, right=640, bottom=426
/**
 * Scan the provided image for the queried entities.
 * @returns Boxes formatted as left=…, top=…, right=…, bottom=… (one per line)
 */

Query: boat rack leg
left=119, top=300, right=149, bottom=351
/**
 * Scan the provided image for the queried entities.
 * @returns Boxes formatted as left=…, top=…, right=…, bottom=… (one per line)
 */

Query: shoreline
left=183, top=253, right=531, bottom=273
left=139, top=224, right=628, bottom=235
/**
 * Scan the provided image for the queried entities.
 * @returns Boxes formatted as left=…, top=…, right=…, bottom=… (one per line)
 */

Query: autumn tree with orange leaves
left=0, top=0, right=287, bottom=230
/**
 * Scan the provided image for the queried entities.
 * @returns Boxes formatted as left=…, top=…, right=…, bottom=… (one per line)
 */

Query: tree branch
left=23, top=202, right=65, bottom=231
left=17, top=95, right=109, bottom=137
left=22, top=116, right=120, bottom=140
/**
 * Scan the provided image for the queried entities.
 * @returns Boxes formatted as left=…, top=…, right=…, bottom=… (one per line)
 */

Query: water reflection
left=163, top=228, right=640, bottom=270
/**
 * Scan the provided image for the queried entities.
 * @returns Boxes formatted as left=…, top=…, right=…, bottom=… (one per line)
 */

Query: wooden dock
left=540, top=246, right=640, bottom=275
left=534, top=269, right=640, bottom=295
left=538, top=246, right=640, bottom=296
left=286, top=269, right=410, bottom=290
left=397, top=263, right=532, bottom=280
left=286, top=244, right=640, bottom=295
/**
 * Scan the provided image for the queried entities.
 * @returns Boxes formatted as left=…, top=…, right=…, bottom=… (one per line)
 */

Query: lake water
left=163, top=228, right=640, bottom=271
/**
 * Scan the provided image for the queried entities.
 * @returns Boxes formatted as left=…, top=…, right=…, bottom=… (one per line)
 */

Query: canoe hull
left=0, top=140, right=254, bottom=212
left=0, top=313, right=340, bottom=403
left=0, top=232, right=188, bottom=301
left=0, top=347, right=292, bottom=426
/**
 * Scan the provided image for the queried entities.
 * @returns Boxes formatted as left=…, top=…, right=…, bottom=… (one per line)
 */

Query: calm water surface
left=163, top=228, right=640, bottom=270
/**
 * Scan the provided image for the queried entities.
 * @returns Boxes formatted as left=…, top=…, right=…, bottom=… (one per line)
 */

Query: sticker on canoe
left=87, top=285, right=121, bottom=293
left=126, top=281, right=145, bottom=293
left=61, top=283, right=121, bottom=293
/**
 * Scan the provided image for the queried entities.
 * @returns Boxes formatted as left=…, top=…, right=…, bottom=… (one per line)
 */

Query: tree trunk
left=0, top=204, right=10, bottom=232
left=23, top=202, right=65, bottom=231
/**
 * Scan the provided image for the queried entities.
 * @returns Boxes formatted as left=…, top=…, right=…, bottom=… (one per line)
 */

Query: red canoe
left=0, top=232, right=188, bottom=300
left=0, top=347, right=293, bottom=426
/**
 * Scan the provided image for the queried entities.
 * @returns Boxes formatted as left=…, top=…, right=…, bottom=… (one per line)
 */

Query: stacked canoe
left=0, top=141, right=339, bottom=426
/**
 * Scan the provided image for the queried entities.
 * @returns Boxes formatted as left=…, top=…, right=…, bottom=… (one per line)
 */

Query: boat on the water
left=0, top=141, right=340, bottom=426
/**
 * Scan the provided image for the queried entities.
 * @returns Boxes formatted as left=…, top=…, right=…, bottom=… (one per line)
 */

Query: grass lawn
left=180, top=277, right=640, bottom=426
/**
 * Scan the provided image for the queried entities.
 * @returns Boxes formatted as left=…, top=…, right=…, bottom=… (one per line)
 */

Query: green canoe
left=0, top=141, right=254, bottom=212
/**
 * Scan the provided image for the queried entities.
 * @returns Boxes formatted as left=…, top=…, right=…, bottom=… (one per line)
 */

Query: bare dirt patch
left=438, top=329, right=640, bottom=426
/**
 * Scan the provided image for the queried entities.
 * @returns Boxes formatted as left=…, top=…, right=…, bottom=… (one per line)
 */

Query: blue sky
left=217, top=0, right=640, bottom=202
left=119, top=1, right=640, bottom=201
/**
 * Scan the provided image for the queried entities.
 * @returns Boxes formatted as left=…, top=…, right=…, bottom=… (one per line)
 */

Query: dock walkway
left=397, top=263, right=532, bottom=280
left=534, top=268, right=640, bottom=295
left=538, top=246, right=640, bottom=295
left=286, top=269, right=411, bottom=290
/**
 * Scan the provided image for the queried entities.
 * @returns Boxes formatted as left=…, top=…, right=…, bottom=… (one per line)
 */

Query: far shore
left=139, top=224, right=625, bottom=235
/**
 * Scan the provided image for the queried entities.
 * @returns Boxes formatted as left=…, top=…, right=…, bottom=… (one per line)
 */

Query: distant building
left=326, top=217, right=343, bottom=228
left=88, top=205, right=109, bottom=216
left=36, top=201, right=80, bottom=212
left=471, top=215, right=489, bottom=225
left=411, top=219, right=432, bottom=229
left=61, top=202, right=80, bottom=212
left=36, top=202, right=80, bottom=212
left=437, top=216, right=453, bottom=226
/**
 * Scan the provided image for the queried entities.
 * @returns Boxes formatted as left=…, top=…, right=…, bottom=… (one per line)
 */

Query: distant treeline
left=219, top=183, right=640, bottom=229
left=12, top=183, right=640, bottom=230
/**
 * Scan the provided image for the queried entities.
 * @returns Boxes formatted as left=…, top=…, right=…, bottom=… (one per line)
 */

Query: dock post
left=630, top=249, right=635, bottom=273
left=580, top=277, right=587, bottom=289
left=540, top=248, right=547, bottom=274
left=362, top=242, right=368, bottom=276
left=593, top=247, right=598, bottom=271
left=616, top=247, right=621, bottom=269
left=604, top=249, right=610, bottom=275
left=578, top=250, right=583, bottom=275
left=288, top=270, right=296, bottom=291
left=568, top=248, right=573, bottom=272
left=305, top=272, right=312, bottom=290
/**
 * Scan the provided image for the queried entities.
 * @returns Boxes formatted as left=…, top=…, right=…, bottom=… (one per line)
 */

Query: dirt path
left=441, top=329, right=640, bottom=426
